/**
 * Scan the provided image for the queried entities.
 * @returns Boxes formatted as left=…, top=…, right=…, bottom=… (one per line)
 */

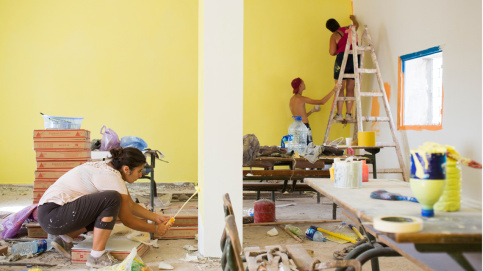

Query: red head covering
left=291, top=78, right=302, bottom=94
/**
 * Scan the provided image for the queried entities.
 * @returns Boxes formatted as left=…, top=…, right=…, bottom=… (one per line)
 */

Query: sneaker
left=86, top=251, right=118, bottom=268
left=334, top=114, right=343, bottom=121
left=51, top=236, right=74, bottom=259
left=345, top=113, right=353, bottom=121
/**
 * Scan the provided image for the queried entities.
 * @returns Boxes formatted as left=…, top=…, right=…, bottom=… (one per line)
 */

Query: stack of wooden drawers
left=33, top=129, right=91, bottom=204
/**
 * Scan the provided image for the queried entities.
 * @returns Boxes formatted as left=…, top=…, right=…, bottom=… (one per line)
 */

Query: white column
left=198, top=0, right=243, bottom=257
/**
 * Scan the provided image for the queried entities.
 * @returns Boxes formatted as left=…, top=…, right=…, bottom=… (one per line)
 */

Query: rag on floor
left=1, top=204, right=38, bottom=239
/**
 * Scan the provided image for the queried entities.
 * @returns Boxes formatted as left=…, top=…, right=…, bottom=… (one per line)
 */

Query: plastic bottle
left=288, top=116, right=308, bottom=154
left=285, top=225, right=302, bottom=236
left=362, top=160, right=369, bottom=182
left=305, top=228, right=327, bottom=242
left=11, top=239, right=52, bottom=256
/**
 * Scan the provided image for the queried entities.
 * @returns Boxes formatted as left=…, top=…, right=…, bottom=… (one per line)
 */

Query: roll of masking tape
left=373, top=216, right=423, bottom=233
left=358, top=131, right=376, bottom=146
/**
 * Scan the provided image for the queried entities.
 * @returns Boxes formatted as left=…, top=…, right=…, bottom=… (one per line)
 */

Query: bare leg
left=346, top=79, right=355, bottom=114
left=334, top=79, right=346, bottom=115
left=92, top=216, right=114, bottom=251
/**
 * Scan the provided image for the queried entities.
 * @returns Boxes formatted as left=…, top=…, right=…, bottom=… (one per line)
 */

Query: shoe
left=345, top=113, right=353, bottom=121
left=334, top=114, right=343, bottom=121
left=51, top=236, right=74, bottom=259
left=86, top=251, right=118, bottom=268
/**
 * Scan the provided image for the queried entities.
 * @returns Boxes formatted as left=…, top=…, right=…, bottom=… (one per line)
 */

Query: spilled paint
left=370, top=82, right=391, bottom=135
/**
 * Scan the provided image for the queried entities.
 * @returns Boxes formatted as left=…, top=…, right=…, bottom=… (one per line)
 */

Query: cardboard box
left=34, top=129, right=90, bottom=139
left=155, top=226, right=198, bottom=239
left=36, top=160, right=88, bottom=170
left=72, top=239, right=150, bottom=263
left=33, top=189, right=47, bottom=199
left=36, top=149, right=91, bottom=161
left=33, top=180, right=57, bottom=190
left=26, top=223, right=47, bottom=238
left=34, top=141, right=91, bottom=150
left=34, top=170, right=68, bottom=179
left=171, top=215, right=198, bottom=227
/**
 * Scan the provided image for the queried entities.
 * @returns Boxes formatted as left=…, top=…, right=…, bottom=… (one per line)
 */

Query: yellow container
left=358, top=131, right=376, bottom=146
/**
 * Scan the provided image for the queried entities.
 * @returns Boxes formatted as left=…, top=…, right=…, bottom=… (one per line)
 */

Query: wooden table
left=305, top=178, right=482, bottom=271
left=243, top=156, right=352, bottom=202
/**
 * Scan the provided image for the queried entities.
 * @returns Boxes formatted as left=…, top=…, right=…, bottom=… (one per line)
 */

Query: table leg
left=365, top=149, right=381, bottom=179
left=333, top=203, right=337, bottom=220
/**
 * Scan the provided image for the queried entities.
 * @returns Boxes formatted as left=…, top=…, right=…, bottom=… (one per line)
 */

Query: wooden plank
left=285, top=244, right=315, bottom=271
left=279, top=225, right=303, bottom=243
left=244, top=170, right=328, bottom=177
left=243, top=181, right=318, bottom=190
left=244, top=219, right=341, bottom=226
left=244, top=247, right=262, bottom=271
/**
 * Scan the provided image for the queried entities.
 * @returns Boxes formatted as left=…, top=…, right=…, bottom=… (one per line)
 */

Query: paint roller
left=310, top=226, right=357, bottom=244
left=165, top=186, right=200, bottom=226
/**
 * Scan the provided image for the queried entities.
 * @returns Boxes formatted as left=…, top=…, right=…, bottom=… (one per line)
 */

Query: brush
left=370, top=190, right=418, bottom=203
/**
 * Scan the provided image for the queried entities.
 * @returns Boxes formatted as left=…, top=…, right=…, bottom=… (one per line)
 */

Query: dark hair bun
left=109, top=147, right=124, bottom=160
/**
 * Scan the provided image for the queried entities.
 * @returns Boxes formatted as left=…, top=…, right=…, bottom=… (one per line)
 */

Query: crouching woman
left=37, top=147, right=171, bottom=268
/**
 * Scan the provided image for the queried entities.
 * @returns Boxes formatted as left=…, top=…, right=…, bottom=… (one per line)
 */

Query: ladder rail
left=363, top=26, right=408, bottom=182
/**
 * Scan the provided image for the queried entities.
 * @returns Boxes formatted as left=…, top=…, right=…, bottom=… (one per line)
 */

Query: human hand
left=312, top=105, right=321, bottom=113
left=333, top=83, right=342, bottom=93
left=154, top=215, right=170, bottom=225
left=155, top=223, right=171, bottom=236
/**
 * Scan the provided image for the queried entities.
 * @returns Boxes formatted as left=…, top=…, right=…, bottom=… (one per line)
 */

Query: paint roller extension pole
left=166, top=186, right=201, bottom=226
left=310, top=226, right=357, bottom=244
left=348, top=224, right=364, bottom=240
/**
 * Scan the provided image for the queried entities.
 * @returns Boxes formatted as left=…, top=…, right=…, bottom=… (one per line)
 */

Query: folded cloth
left=304, top=143, right=325, bottom=164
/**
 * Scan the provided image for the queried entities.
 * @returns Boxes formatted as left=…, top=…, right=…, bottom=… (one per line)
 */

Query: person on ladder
left=326, top=15, right=359, bottom=121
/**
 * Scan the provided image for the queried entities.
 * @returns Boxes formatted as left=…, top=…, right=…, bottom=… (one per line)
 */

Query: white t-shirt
left=39, top=161, right=129, bottom=206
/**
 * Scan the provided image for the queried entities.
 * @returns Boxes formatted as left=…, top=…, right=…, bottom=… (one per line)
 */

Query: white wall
left=355, top=0, right=482, bottom=207
left=198, top=0, right=243, bottom=257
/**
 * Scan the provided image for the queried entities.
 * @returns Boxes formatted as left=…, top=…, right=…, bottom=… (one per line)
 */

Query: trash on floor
left=158, top=262, right=174, bottom=270
left=267, top=228, right=279, bottom=236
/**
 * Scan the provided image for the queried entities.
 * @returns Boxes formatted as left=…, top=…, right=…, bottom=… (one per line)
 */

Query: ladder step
left=361, top=116, right=390, bottom=122
left=360, top=92, right=383, bottom=97
left=357, top=46, right=372, bottom=51
left=348, top=50, right=364, bottom=55
left=343, top=74, right=355, bottom=79
left=359, top=69, right=377, bottom=74
left=336, top=97, right=356, bottom=101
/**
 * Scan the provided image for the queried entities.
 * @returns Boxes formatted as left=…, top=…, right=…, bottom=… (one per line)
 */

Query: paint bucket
left=334, top=157, right=363, bottom=188
left=358, top=131, right=376, bottom=146
left=254, top=199, right=275, bottom=223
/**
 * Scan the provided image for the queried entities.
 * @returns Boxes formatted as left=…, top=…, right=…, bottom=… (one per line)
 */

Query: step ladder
left=323, top=25, right=408, bottom=182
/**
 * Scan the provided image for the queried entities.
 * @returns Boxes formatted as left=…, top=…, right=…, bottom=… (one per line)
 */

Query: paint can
left=358, top=131, right=376, bottom=146
left=254, top=199, right=275, bottom=223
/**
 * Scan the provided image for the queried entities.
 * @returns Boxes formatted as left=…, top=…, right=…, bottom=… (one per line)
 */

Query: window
left=397, top=46, right=443, bottom=130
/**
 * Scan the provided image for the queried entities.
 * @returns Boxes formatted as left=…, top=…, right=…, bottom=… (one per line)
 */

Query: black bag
left=322, top=145, right=344, bottom=156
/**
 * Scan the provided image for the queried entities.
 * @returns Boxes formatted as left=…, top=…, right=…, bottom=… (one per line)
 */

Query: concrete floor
left=0, top=184, right=423, bottom=270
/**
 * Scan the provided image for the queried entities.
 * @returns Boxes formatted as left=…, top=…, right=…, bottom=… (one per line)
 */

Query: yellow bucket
left=358, top=131, right=376, bottom=146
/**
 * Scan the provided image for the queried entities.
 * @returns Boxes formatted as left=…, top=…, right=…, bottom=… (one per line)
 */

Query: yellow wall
left=244, top=0, right=352, bottom=146
left=0, top=1, right=198, bottom=183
